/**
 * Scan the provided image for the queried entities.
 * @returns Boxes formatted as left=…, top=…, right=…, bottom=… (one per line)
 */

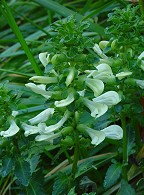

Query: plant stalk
left=69, top=128, right=79, bottom=189
left=139, top=0, right=144, bottom=15
left=121, top=113, right=128, bottom=181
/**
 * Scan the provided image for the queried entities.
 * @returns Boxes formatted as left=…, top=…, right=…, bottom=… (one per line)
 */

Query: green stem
left=121, top=113, right=128, bottom=181
left=132, top=120, right=142, bottom=150
left=69, top=128, right=79, bottom=188
left=139, top=0, right=144, bottom=15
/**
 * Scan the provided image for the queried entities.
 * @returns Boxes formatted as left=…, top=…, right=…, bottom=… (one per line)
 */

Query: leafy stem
left=69, top=127, right=80, bottom=189
left=121, top=113, right=128, bottom=181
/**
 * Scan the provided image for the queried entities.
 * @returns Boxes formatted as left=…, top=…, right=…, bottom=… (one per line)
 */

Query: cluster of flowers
left=4, top=40, right=144, bottom=146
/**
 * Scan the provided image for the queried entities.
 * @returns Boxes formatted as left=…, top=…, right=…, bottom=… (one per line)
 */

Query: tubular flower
left=93, top=91, right=121, bottom=106
left=116, top=71, right=132, bottom=80
left=43, top=110, right=71, bottom=134
left=28, top=108, right=55, bottom=125
left=77, top=124, right=123, bottom=146
left=22, top=123, right=46, bottom=137
left=77, top=124, right=105, bottom=146
left=87, top=63, right=114, bottom=82
left=29, top=76, right=58, bottom=84
left=54, top=92, right=75, bottom=107
left=85, top=78, right=104, bottom=97
left=83, top=98, right=108, bottom=118
left=35, top=132, right=61, bottom=142
left=39, top=52, right=50, bottom=67
left=0, top=120, right=20, bottom=137
left=25, top=83, right=52, bottom=99
left=93, top=43, right=108, bottom=59
left=135, top=79, right=144, bottom=89
left=65, top=67, right=75, bottom=87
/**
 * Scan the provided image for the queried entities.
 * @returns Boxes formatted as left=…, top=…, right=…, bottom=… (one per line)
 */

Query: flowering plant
left=0, top=5, right=144, bottom=195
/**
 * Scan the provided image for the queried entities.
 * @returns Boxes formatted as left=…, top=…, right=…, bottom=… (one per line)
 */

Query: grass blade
left=0, top=0, right=43, bottom=75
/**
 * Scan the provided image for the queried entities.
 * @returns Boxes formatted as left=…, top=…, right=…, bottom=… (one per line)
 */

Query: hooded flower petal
left=93, top=91, right=121, bottom=106
left=65, top=67, right=75, bottom=87
left=88, top=63, right=114, bottom=82
left=135, top=79, right=144, bottom=89
left=22, top=123, right=46, bottom=137
left=29, top=76, right=58, bottom=84
left=35, top=132, right=61, bottom=142
left=93, top=43, right=108, bottom=59
left=101, top=125, right=123, bottom=139
left=54, top=92, right=75, bottom=107
left=116, top=71, right=132, bottom=80
left=25, top=83, right=51, bottom=99
left=85, top=78, right=104, bottom=97
left=44, top=110, right=71, bottom=133
left=138, top=51, right=144, bottom=71
left=28, top=108, right=55, bottom=125
left=0, top=120, right=19, bottom=137
left=83, top=98, right=108, bottom=118
left=39, top=52, right=50, bottom=67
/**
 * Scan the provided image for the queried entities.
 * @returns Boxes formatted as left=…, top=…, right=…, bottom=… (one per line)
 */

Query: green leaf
left=76, top=158, right=94, bottom=178
left=26, top=171, right=46, bottom=195
left=52, top=172, right=69, bottom=195
left=29, top=154, right=40, bottom=174
left=14, top=158, right=31, bottom=186
left=104, top=163, right=122, bottom=189
left=0, top=157, right=13, bottom=177
left=117, top=180, right=136, bottom=195
left=68, top=187, right=76, bottom=195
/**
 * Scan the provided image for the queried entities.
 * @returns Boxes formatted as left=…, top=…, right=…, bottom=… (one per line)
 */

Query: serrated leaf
left=104, top=163, right=122, bottom=189
left=76, top=159, right=94, bottom=178
left=1, top=157, right=13, bottom=177
left=26, top=171, right=45, bottom=195
left=52, top=172, right=69, bottom=195
left=14, top=158, right=31, bottom=186
left=68, top=187, right=76, bottom=195
left=117, top=180, right=136, bottom=195
left=29, top=154, right=40, bottom=174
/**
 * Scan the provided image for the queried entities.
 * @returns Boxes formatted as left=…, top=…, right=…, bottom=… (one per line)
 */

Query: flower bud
left=51, top=54, right=66, bottom=65
left=99, top=41, right=109, bottom=50
left=29, top=76, right=58, bottom=84
left=65, top=67, right=75, bottom=87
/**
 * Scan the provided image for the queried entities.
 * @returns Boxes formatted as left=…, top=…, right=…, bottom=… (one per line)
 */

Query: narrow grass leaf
left=0, top=0, right=42, bottom=75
